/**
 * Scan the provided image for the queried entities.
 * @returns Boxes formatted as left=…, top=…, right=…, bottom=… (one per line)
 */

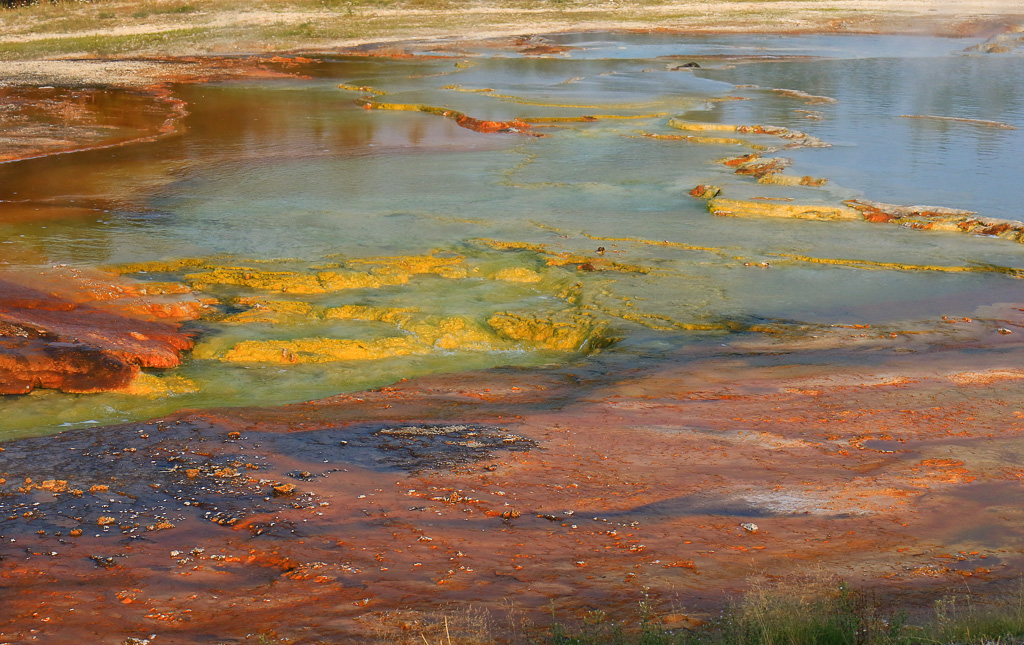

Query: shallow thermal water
left=1, top=32, right=1023, bottom=437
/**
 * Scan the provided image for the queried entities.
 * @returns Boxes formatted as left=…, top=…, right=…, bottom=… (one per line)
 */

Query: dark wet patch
left=253, top=423, right=535, bottom=474
left=0, top=416, right=535, bottom=544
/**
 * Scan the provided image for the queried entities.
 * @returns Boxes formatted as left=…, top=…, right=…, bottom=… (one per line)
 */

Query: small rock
left=272, top=483, right=296, bottom=497
left=740, top=522, right=759, bottom=533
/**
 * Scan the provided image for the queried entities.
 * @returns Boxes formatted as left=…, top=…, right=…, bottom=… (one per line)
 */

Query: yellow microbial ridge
left=667, top=120, right=829, bottom=148
left=185, top=268, right=330, bottom=294
left=757, top=174, right=828, bottom=187
left=641, top=132, right=768, bottom=148
left=583, top=234, right=724, bottom=254
left=316, top=270, right=408, bottom=291
left=488, top=311, right=609, bottom=352
left=216, top=299, right=319, bottom=324
left=103, top=257, right=215, bottom=275
left=338, top=83, right=388, bottom=95
left=178, top=255, right=467, bottom=294
left=404, top=316, right=507, bottom=351
left=708, top=198, right=860, bottom=221
left=667, top=121, right=741, bottom=133
left=359, top=101, right=444, bottom=114
left=545, top=252, right=652, bottom=274
left=520, top=116, right=601, bottom=124
left=772, top=253, right=1003, bottom=274
left=492, top=267, right=543, bottom=283
left=596, top=308, right=680, bottom=331
left=475, top=239, right=652, bottom=274
left=323, top=304, right=420, bottom=325
left=477, top=239, right=550, bottom=253
left=200, top=309, right=612, bottom=363
left=116, top=373, right=198, bottom=396
left=345, top=254, right=468, bottom=279
left=218, top=337, right=427, bottom=364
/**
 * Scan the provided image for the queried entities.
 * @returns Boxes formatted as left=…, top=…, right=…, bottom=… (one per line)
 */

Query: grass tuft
left=236, top=584, right=1024, bottom=644
left=481, top=576, right=1024, bottom=645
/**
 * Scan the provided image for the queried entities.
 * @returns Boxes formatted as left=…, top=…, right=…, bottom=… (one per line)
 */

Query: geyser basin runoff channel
left=2, top=32, right=1024, bottom=436
left=4, top=29, right=1024, bottom=643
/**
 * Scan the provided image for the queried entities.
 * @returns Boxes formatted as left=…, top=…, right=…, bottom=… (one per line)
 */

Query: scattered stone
left=272, top=483, right=297, bottom=497
left=89, top=554, right=119, bottom=568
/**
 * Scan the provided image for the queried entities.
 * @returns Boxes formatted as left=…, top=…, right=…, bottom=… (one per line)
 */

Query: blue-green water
left=1, top=32, right=1023, bottom=437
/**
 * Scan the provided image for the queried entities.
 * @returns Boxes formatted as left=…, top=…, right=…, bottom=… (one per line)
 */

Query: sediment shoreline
left=1, top=0, right=1022, bottom=87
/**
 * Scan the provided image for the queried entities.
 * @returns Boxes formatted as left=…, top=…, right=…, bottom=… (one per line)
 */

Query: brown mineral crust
left=6, top=304, right=192, bottom=368
left=731, top=156, right=792, bottom=178
left=357, top=98, right=536, bottom=135
left=689, top=184, right=722, bottom=199
left=5, top=330, right=1024, bottom=642
left=0, top=337, right=136, bottom=394
left=844, top=199, right=1024, bottom=240
left=0, top=269, right=200, bottom=394
left=454, top=113, right=533, bottom=134
left=721, top=153, right=760, bottom=167
left=844, top=199, right=979, bottom=221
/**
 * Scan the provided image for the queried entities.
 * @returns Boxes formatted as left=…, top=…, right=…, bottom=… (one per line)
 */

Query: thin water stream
left=2, top=32, right=1023, bottom=437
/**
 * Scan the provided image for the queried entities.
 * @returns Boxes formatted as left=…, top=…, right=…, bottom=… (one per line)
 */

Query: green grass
left=0, top=26, right=209, bottom=58
left=0, top=0, right=876, bottom=62
left=368, top=578, right=1024, bottom=645
left=537, top=578, right=1024, bottom=645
